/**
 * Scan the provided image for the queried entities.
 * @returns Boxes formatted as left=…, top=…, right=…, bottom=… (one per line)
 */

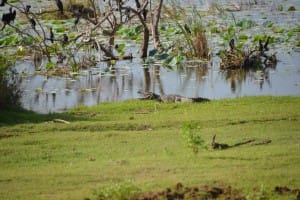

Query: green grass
left=0, top=96, right=299, bottom=200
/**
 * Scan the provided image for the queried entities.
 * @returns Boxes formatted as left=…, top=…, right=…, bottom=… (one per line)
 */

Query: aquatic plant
left=163, top=3, right=210, bottom=60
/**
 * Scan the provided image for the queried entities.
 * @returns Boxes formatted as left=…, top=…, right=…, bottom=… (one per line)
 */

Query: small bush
left=0, top=54, right=22, bottom=111
left=93, top=181, right=141, bottom=200
left=182, top=122, right=205, bottom=154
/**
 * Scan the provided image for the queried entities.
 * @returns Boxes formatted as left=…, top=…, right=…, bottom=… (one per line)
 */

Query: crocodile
left=138, top=91, right=210, bottom=103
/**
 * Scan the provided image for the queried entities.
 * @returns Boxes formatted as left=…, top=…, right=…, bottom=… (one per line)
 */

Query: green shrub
left=93, top=181, right=141, bottom=200
left=182, top=121, right=205, bottom=154
left=0, top=54, right=22, bottom=110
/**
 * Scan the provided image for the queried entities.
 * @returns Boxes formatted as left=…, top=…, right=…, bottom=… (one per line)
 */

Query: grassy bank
left=0, top=96, right=299, bottom=200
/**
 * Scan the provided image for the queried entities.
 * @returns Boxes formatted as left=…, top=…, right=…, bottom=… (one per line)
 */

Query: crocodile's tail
left=191, top=97, right=210, bottom=102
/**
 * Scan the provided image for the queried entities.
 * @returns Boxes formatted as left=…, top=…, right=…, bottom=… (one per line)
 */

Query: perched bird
left=0, top=0, right=7, bottom=7
left=55, top=0, right=64, bottom=15
left=56, top=52, right=66, bottom=63
left=142, top=9, right=148, bottom=20
left=1, top=9, right=16, bottom=30
left=1, top=13, right=10, bottom=30
left=264, top=37, right=270, bottom=51
left=74, top=15, right=80, bottom=25
left=25, top=5, right=31, bottom=13
left=62, top=33, right=68, bottom=45
left=229, top=38, right=235, bottom=51
left=9, top=7, right=16, bottom=22
left=72, top=6, right=82, bottom=29
left=29, top=17, right=36, bottom=29
left=184, top=24, right=191, bottom=34
left=125, top=8, right=130, bottom=18
left=50, top=27, right=54, bottom=43
left=11, top=10, right=16, bottom=22
left=135, top=0, right=141, bottom=9
left=259, top=39, right=264, bottom=52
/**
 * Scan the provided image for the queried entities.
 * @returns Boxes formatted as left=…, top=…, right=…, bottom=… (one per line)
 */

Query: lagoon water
left=16, top=0, right=300, bottom=113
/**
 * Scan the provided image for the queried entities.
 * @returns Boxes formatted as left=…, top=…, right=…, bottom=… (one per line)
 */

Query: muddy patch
left=274, top=186, right=300, bottom=196
left=137, top=183, right=245, bottom=200
left=0, top=134, right=15, bottom=140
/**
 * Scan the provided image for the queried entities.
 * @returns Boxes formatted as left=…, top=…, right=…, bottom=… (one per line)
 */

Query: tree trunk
left=141, top=26, right=150, bottom=58
left=151, top=0, right=164, bottom=51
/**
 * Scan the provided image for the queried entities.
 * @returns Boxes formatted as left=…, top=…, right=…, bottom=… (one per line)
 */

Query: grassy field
left=0, top=96, right=299, bottom=200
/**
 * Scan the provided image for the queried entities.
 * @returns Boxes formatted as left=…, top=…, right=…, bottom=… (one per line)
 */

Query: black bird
left=9, top=7, right=16, bottom=22
left=259, top=39, right=264, bottom=52
left=184, top=24, right=191, bottom=34
left=1, top=13, right=10, bottom=30
left=25, top=5, right=31, bottom=13
left=125, top=8, right=130, bottom=18
left=63, top=33, right=68, bottom=45
left=55, top=0, right=64, bottom=15
left=29, top=17, right=36, bottom=29
left=142, top=9, right=148, bottom=20
left=1, top=9, right=16, bottom=30
left=0, top=0, right=7, bottom=7
left=11, top=10, right=16, bottom=22
left=229, top=38, right=235, bottom=51
left=135, top=0, right=141, bottom=9
left=74, top=15, right=80, bottom=25
left=50, top=27, right=54, bottom=43
left=264, top=37, right=270, bottom=51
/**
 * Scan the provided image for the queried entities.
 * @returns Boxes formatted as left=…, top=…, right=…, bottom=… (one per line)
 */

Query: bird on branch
left=264, top=37, right=270, bottom=51
left=259, top=39, right=264, bottom=52
left=50, top=27, right=54, bottom=43
left=135, top=0, right=141, bottom=9
left=55, top=0, right=64, bottom=15
left=29, top=17, right=36, bottom=29
left=229, top=38, right=235, bottom=51
left=184, top=24, right=191, bottom=34
left=62, top=33, right=68, bottom=46
left=142, top=9, right=148, bottom=21
left=25, top=5, right=31, bottom=13
left=1, top=13, right=10, bottom=31
left=9, top=7, right=16, bottom=22
left=0, top=0, right=7, bottom=7
left=1, top=8, right=16, bottom=31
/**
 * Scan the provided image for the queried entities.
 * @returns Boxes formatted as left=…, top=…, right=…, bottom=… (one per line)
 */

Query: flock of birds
left=1, top=0, right=64, bottom=37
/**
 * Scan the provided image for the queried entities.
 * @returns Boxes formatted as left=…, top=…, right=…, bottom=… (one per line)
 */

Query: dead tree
left=150, top=0, right=164, bottom=51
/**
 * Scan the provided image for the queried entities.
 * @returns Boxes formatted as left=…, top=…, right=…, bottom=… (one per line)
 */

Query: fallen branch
left=211, top=135, right=272, bottom=150
left=251, top=139, right=272, bottom=146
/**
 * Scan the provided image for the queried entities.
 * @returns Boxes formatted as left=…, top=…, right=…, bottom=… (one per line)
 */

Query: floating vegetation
left=34, top=88, right=42, bottom=94
left=219, top=37, right=277, bottom=70
left=288, top=6, right=296, bottom=11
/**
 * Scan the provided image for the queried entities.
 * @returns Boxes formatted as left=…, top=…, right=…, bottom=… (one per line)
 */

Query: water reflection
left=17, top=50, right=299, bottom=114
left=221, top=63, right=276, bottom=93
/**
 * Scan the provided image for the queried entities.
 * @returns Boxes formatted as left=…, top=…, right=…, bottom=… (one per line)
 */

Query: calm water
left=16, top=0, right=300, bottom=113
